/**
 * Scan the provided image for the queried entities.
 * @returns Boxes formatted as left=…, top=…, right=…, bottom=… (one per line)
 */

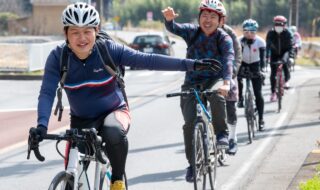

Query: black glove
left=34, top=125, right=47, bottom=142
left=194, top=59, right=222, bottom=73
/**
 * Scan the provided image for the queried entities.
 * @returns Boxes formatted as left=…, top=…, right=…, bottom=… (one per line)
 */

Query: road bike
left=27, top=127, right=128, bottom=190
left=272, top=60, right=285, bottom=112
left=167, top=88, right=226, bottom=190
left=239, top=68, right=259, bottom=143
left=290, top=46, right=299, bottom=72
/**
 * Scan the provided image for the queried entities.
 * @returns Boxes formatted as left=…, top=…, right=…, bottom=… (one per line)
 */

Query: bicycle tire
left=193, top=124, right=206, bottom=190
left=276, top=72, right=283, bottom=112
left=245, top=91, right=253, bottom=143
left=48, top=171, right=74, bottom=190
left=207, top=123, right=217, bottom=190
left=252, top=114, right=258, bottom=137
left=246, top=118, right=253, bottom=144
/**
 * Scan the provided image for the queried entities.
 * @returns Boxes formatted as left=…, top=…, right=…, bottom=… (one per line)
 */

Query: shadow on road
left=128, top=169, right=185, bottom=185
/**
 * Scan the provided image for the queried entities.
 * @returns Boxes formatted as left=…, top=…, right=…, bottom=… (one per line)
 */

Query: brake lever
left=27, top=128, right=45, bottom=162
left=88, top=128, right=106, bottom=164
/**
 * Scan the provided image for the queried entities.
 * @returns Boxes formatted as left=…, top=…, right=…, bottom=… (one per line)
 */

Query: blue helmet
left=242, top=19, right=259, bottom=31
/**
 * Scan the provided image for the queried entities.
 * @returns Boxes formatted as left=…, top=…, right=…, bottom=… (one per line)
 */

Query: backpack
left=54, top=31, right=127, bottom=121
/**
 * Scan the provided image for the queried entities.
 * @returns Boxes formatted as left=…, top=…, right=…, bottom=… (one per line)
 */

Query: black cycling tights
left=70, top=113, right=128, bottom=183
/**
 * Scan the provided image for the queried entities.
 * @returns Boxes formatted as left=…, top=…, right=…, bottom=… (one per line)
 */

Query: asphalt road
left=0, top=32, right=319, bottom=190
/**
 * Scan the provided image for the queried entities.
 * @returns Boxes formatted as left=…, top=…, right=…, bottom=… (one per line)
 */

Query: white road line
left=0, top=108, right=37, bottom=112
left=221, top=112, right=288, bottom=190
left=0, top=125, right=69, bottom=156
left=129, top=77, right=183, bottom=105
left=0, top=106, right=70, bottom=112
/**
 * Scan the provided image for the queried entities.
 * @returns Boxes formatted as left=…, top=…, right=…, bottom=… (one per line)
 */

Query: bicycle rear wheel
left=48, top=171, right=74, bottom=190
left=193, top=124, right=206, bottom=190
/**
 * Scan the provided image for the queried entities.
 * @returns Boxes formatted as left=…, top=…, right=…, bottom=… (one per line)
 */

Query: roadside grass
left=296, top=56, right=320, bottom=67
left=299, top=165, right=320, bottom=190
left=0, top=69, right=43, bottom=76
left=303, top=37, right=320, bottom=42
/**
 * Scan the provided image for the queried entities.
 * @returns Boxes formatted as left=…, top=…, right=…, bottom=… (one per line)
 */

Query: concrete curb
left=0, top=75, right=42, bottom=80
left=288, top=150, right=320, bottom=189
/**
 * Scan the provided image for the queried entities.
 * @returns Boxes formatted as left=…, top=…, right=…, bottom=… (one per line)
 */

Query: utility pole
left=289, top=0, right=299, bottom=28
left=96, top=0, right=103, bottom=19
left=247, top=0, right=253, bottom=18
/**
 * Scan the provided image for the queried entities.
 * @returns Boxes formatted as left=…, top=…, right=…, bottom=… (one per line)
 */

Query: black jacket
left=266, top=28, right=294, bottom=62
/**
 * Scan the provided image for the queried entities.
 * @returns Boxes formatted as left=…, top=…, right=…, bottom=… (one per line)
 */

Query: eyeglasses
left=244, top=30, right=256, bottom=34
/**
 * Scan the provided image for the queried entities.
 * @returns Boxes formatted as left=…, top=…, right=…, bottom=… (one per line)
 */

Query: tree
left=112, top=0, right=319, bottom=35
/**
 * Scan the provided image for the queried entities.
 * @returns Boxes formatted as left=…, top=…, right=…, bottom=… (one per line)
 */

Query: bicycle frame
left=167, top=88, right=222, bottom=190
left=64, top=142, right=111, bottom=190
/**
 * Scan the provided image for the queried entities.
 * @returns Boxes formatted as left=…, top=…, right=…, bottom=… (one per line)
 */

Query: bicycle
left=167, top=88, right=226, bottom=190
left=290, top=46, right=299, bottom=72
left=239, top=68, right=259, bottom=143
left=27, top=127, right=128, bottom=190
left=272, top=60, right=285, bottom=112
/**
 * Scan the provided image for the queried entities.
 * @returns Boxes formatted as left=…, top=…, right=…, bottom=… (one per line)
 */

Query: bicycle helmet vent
left=62, top=2, right=100, bottom=27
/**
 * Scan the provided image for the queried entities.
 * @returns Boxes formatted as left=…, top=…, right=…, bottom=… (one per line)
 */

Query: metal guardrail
left=0, top=40, right=63, bottom=72
left=0, top=33, right=126, bottom=73
left=301, top=42, right=320, bottom=61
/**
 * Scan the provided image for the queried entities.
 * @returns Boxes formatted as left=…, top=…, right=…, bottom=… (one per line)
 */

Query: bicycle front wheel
left=207, top=123, right=217, bottom=190
left=276, top=73, right=283, bottom=112
left=48, top=171, right=74, bottom=190
left=193, top=124, right=206, bottom=190
left=246, top=117, right=253, bottom=144
left=245, top=93, right=254, bottom=143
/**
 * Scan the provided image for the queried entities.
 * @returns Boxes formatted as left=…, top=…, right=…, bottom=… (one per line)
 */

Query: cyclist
left=266, top=15, right=295, bottom=102
left=219, top=4, right=242, bottom=155
left=238, top=19, right=266, bottom=130
left=162, top=0, right=234, bottom=182
left=289, top=25, right=302, bottom=58
left=33, top=2, right=222, bottom=190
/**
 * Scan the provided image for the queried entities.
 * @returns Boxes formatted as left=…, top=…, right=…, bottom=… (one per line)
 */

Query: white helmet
left=290, top=25, right=297, bottom=33
left=62, top=2, right=100, bottom=27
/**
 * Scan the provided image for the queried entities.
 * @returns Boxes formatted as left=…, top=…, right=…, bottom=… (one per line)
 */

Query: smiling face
left=199, top=10, right=220, bottom=36
left=65, top=26, right=98, bottom=59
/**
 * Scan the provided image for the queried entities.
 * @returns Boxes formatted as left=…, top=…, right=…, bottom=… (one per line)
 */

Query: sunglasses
left=244, top=30, right=256, bottom=34
left=274, top=23, right=285, bottom=26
